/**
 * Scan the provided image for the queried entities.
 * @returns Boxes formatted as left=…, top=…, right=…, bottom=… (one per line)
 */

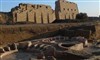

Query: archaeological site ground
left=0, top=0, right=100, bottom=60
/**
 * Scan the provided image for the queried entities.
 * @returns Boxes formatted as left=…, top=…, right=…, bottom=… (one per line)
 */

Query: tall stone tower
left=55, top=0, right=79, bottom=20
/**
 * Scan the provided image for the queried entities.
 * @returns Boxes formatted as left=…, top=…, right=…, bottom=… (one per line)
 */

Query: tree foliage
left=76, top=13, right=88, bottom=21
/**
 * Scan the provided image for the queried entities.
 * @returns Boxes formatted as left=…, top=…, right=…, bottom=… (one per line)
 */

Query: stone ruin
left=0, top=0, right=79, bottom=24
left=60, top=24, right=100, bottom=40
left=0, top=12, right=12, bottom=24
left=0, top=36, right=93, bottom=60
left=11, top=3, right=55, bottom=23
left=55, top=0, right=79, bottom=20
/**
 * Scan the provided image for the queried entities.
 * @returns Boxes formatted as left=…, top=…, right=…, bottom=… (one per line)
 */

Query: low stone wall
left=0, top=50, right=18, bottom=59
left=0, top=36, right=91, bottom=60
left=0, top=43, right=18, bottom=59
left=58, top=43, right=84, bottom=51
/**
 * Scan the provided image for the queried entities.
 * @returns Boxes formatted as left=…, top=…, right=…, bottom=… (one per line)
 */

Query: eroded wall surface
left=11, top=0, right=79, bottom=23
left=55, top=0, right=79, bottom=20
left=12, top=4, right=55, bottom=23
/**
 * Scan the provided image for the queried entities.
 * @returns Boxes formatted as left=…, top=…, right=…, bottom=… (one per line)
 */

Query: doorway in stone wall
left=72, top=13, right=74, bottom=19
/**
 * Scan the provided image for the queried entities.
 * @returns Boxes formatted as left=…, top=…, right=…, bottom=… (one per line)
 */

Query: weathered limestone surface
left=60, top=24, right=100, bottom=40
left=55, top=0, right=79, bottom=20
left=10, top=0, right=78, bottom=23
left=12, top=4, right=56, bottom=23
left=69, top=43, right=83, bottom=51
left=0, top=12, right=12, bottom=24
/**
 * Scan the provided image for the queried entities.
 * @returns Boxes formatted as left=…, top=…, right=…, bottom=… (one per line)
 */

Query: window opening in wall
left=46, top=6, right=48, bottom=9
left=32, top=5, right=35, bottom=8
left=67, top=9, right=69, bottom=11
left=74, top=9, right=76, bottom=11
left=71, top=9, right=73, bottom=11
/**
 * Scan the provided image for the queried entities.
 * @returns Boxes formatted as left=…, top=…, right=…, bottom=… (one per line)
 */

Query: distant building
left=0, top=12, right=11, bottom=24
left=0, top=0, right=79, bottom=24
left=11, top=4, right=55, bottom=23
left=55, top=0, right=79, bottom=20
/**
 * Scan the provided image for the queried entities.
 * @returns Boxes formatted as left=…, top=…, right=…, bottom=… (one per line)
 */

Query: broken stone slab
left=3, top=46, right=11, bottom=51
left=0, top=47, right=5, bottom=53
left=8, top=43, right=18, bottom=50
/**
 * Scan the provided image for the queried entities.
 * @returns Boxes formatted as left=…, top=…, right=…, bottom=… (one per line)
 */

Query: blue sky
left=0, top=0, right=100, bottom=17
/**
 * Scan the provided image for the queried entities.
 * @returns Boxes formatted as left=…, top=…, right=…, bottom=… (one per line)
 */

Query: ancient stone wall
left=60, top=24, right=100, bottom=40
left=0, top=13, right=10, bottom=24
left=55, top=0, right=79, bottom=20
left=11, top=0, right=79, bottom=23
left=12, top=3, right=55, bottom=23
left=95, top=24, right=100, bottom=39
